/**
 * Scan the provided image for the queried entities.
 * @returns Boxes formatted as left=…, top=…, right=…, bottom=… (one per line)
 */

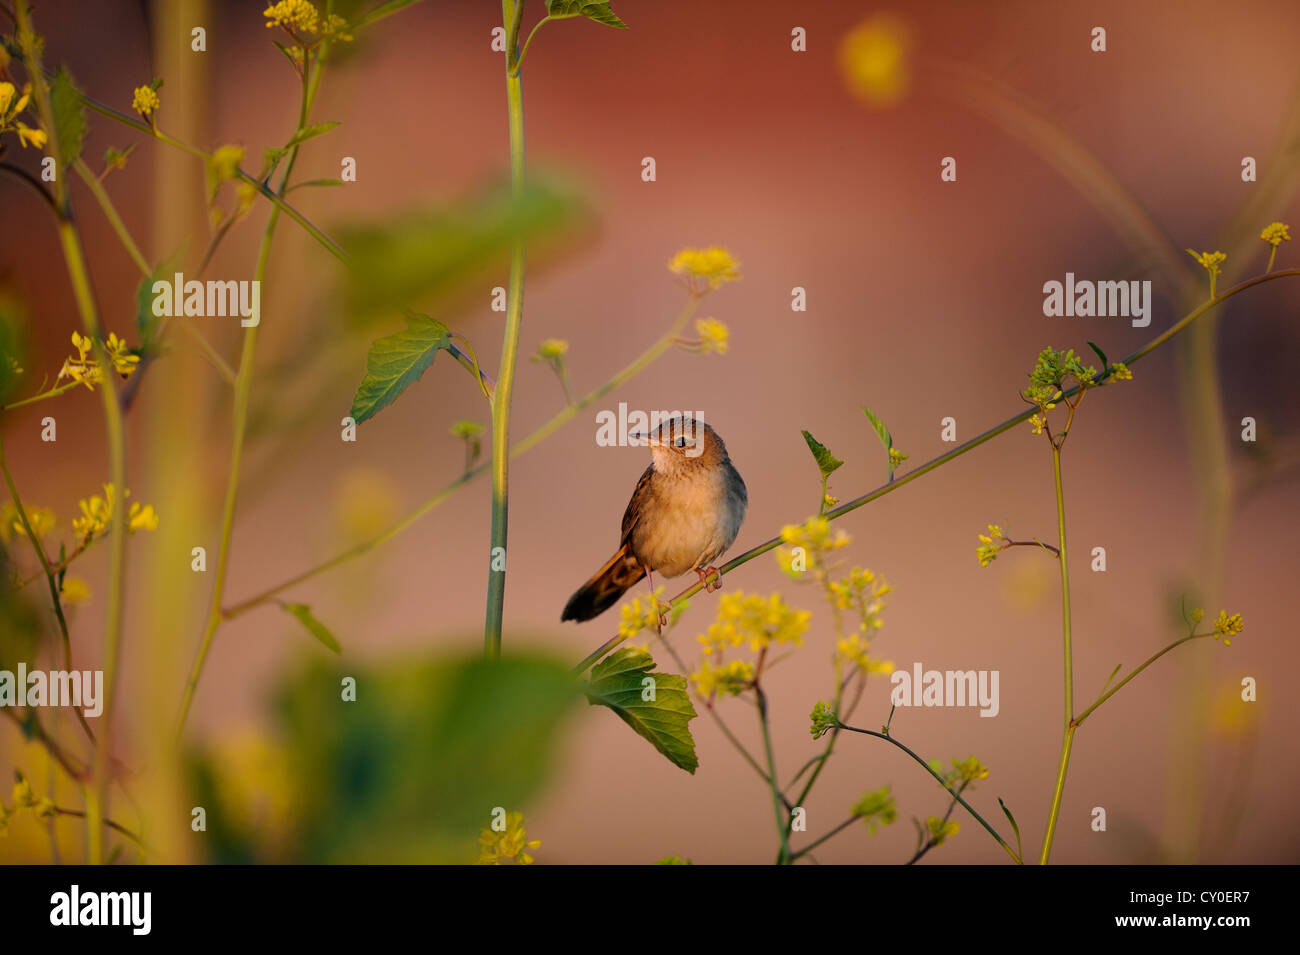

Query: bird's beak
left=628, top=432, right=654, bottom=447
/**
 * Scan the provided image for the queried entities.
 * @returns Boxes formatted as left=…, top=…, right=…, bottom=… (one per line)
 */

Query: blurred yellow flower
left=333, top=468, right=399, bottom=542
left=691, top=658, right=754, bottom=697
left=668, top=247, right=741, bottom=289
left=59, top=576, right=91, bottom=605
left=477, top=810, right=540, bottom=865
left=839, top=14, right=912, bottom=108
left=0, top=81, right=45, bottom=148
left=834, top=633, right=892, bottom=675
left=72, top=485, right=159, bottom=541
left=697, top=591, right=810, bottom=656
left=0, top=501, right=54, bottom=542
left=131, top=85, right=159, bottom=117
left=694, top=317, right=730, bottom=355
left=534, top=338, right=569, bottom=360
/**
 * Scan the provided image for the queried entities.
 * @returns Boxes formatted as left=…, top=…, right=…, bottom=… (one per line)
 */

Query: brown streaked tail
left=561, top=543, right=645, bottom=622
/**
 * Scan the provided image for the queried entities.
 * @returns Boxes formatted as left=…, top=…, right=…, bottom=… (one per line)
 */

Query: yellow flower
left=0, top=82, right=45, bottom=148
left=951, top=755, right=989, bottom=784
left=59, top=576, right=91, bottom=605
left=694, top=318, right=730, bottom=355
left=57, top=330, right=102, bottom=389
left=697, top=591, right=811, bottom=656
left=839, top=14, right=912, bottom=108
left=104, top=332, right=139, bottom=378
left=210, top=144, right=245, bottom=183
left=1186, top=249, right=1226, bottom=276
left=926, top=816, right=960, bottom=846
left=1108, top=361, right=1132, bottom=382
left=0, top=502, right=55, bottom=542
left=12, top=776, right=36, bottom=809
left=15, top=123, right=46, bottom=149
left=618, top=588, right=685, bottom=638
left=533, top=338, right=569, bottom=360
left=1260, top=222, right=1291, bottom=247
left=1029, top=413, right=1046, bottom=435
left=132, top=85, right=159, bottom=117
left=976, top=525, right=1006, bottom=567
left=668, top=246, right=741, bottom=288
left=835, top=633, right=892, bottom=674
left=691, top=658, right=754, bottom=697
left=1212, top=610, right=1243, bottom=645
left=72, top=485, right=159, bottom=540
left=477, top=810, right=540, bottom=865
left=0, top=82, right=15, bottom=117
left=888, top=447, right=908, bottom=471
left=264, top=0, right=320, bottom=33
left=321, top=13, right=354, bottom=42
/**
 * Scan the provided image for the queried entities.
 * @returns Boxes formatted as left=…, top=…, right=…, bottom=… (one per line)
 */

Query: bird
left=561, top=415, right=748, bottom=624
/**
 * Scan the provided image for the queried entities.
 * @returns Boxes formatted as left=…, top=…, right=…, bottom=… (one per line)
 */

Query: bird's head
left=632, top=415, right=726, bottom=471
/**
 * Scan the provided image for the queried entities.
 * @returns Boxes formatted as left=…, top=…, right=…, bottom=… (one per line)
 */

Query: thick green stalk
left=484, top=0, right=527, bottom=659
left=1039, top=444, right=1074, bottom=864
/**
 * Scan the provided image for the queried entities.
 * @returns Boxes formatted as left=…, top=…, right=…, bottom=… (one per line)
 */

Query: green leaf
left=285, top=121, right=341, bottom=148
left=349, top=313, right=452, bottom=424
left=341, top=181, right=584, bottom=320
left=1100, top=661, right=1123, bottom=693
left=287, top=178, right=344, bottom=193
left=189, top=651, right=581, bottom=862
left=1086, top=341, right=1109, bottom=370
left=349, top=0, right=424, bottom=29
left=998, top=796, right=1023, bottom=859
left=546, top=1, right=628, bottom=29
left=800, top=430, right=843, bottom=480
left=861, top=405, right=894, bottom=452
left=585, top=648, right=698, bottom=773
left=51, top=66, right=87, bottom=165
left=283, top=603, right=342, bottom=654
left=271, top=41, right=300, bottom=70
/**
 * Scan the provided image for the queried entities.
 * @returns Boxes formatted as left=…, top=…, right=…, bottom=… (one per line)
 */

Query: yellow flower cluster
left=926, top=816, right=960, bottom=846
left=950, top=755, right=989, bottom=784
left=776, top=515, right=851, bottom=576
left=839, top=14, right=911, bottom=108
left=477, top=810, right=541, bottom=865
left=59, top=576, right=91, bottom=605
left=668, top=246, right=741, bottom=289
left=834, top=633, right=893, bottom=675
left=0, top=500, right=55, bottom=542
left=976, top=524, right=1006, bottom=567
left=1108, top=361, right=1132, bottom=382
left=1212, top=610, right=1243, bottom=645
left=618, top=587, right=685, bottom=639
left=57, top=331, right=139, bottom=390
left=694, top=318, right=730, bottom=355
left=72, top=485, right=159, bottom=542
left=3, top=775, right=56, bottom=832
left=0, top=81, right=46, bottom=149
left=1186, top=249, right=1226, bottom=276
left=1261, top=222, right=1291, bottom=247
left=264, top=0, right=319, bottom=32
left=131, top=85, right=159, bottom=118
left=691, top=659, right=754, bottom=697
left=888, top=447, right=908, bottom=471
left=696, top=591, right=811, bottom=655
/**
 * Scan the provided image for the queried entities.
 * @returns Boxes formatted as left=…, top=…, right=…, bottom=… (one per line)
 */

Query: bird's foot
left=697, top=566, right=723, bottom=593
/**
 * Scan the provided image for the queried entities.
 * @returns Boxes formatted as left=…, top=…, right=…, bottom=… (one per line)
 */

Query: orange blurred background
left=2, top=0, right=1298, bottom=863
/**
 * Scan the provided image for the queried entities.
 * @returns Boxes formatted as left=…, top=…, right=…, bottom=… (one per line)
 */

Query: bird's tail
left=561, top=543, right=645, bottom=622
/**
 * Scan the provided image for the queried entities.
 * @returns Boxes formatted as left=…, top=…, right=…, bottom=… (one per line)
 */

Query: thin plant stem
left=484, top=0, right=528, bottom=659
left=176, top=43, right=327, bottom=736
left=572, top=268, right=1300, bottom=676
left=1074, top=632, right=1210, bottom=727
left=18, top=1, right=129, bottom=864
left=1039, top=443, right=1074, bottom=865
left=755, top=684, right=790, bottom=863
left=837, top=722, right=1021, bottom=864
left=2, top=380, right=83, bottom=411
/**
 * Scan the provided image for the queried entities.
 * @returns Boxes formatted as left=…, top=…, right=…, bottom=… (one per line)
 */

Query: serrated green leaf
left=546, top=1, right=628, bottom=29
left=800, top=430, right=843, bottom=480
left=349, top=313, right=451, bottom=423
left=586, top=648, right=697, bottom=773
left=285, top=121, right=340, bottom=148
left=998, top=796, right=1023, bottom=859
left=861, top=405, right=893, bottom=451
left=284, top=603, right=342, bottom=653
left=51, top=66, right=87, bottom=165
left=1086, top=340, right=1109, bottom=370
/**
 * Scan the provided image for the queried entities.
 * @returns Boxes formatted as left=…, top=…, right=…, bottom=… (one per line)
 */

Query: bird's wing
left=620, top=464, right=656, bottom=545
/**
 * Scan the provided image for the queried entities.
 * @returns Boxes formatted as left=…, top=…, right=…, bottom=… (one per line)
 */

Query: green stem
left=572, top=268, right=1300, bottom=675
left=2, top=380, right=83, bottom=410
left=1039, top=443, right=1074, bottom=865
left=71, top=159, right=150, bottom=275
left=791, top=814, right=859, bottom=860
left=484, top=0, right=528, bottom=660
left=513, top=15, right=552, bottom=75
left=1074, top=632, right=1210, bottom=727
left=175, top=46, right=326, bottom=735
left=755, top=686, right=791, bottom=863
left=837, top=723, right=1021, bottom=863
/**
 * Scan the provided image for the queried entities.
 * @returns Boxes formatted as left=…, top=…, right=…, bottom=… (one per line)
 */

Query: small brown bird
left=561, top=415, right=748, bottom=623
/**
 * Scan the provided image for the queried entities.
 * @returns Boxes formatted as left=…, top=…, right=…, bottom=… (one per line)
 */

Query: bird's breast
left=631, top=465, right=745, bottom=578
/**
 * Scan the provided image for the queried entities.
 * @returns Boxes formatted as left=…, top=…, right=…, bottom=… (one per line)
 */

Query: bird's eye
left=674, top=436, right=687, bottom=447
